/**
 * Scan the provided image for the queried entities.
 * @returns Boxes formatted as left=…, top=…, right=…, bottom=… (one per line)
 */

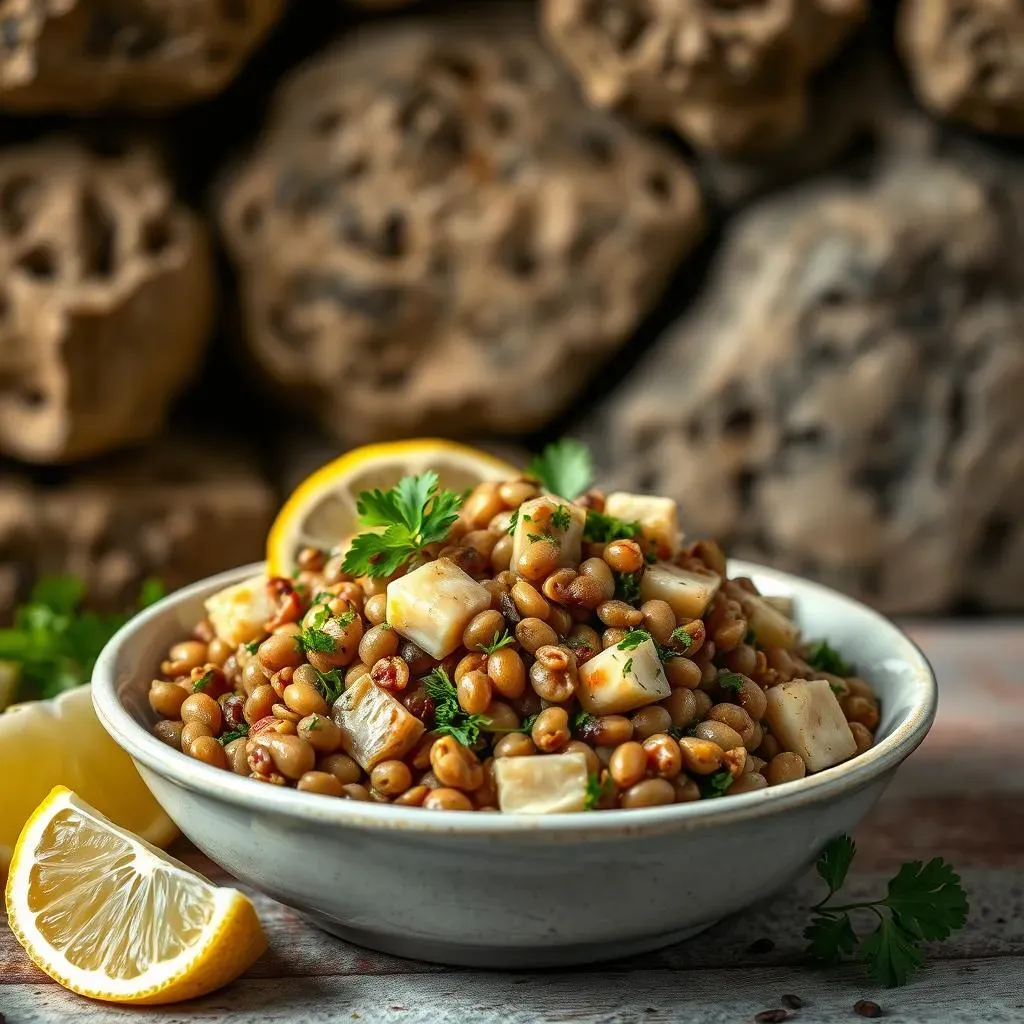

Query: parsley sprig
left=527, top=439, right=593, bottom=501
left=477, top=629, right=515, bottom=656
left=805, top=639, right=856, bottom=677
left=296, top=604, right=338, bottom=655
left=218, top=724, right=249, bottom=746
left=342, top=471, right=463, bottom=579
left=312, top=667, right=346, bottom=705
left=804, top=835, right=968, bottom=987
left=584, top=772, right=612, bottom=810
left=0, top=576, right=164, bottom=702
left=617, top=628, right=689, bottom=663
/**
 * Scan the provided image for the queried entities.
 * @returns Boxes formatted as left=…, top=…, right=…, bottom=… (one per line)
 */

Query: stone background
left=2, top=0, right=1022, bottom=619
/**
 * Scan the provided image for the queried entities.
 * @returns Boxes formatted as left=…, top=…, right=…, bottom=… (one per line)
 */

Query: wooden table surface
left=3, top=622, right=1023, bottom=1024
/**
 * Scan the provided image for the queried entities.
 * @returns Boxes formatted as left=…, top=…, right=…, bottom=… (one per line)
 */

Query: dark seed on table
left=781, top=994, right=804, bottom=1009
left=747, top=937, right=775, bottom=954
left=754, top=1011, right=788, bottom=1023
left=854, top=1001, right=882, bottom=1018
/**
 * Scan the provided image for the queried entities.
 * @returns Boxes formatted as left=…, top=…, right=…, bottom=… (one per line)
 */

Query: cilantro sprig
left=805, top=639, right=856, bottom=677
left=342, top=471, right=463, bottom=579
left=424, top=667, right=491, bottom=747
left=527, top=439, right=593, bottom=501
left=804, top=835, right=968, bottom=987
left=0, top=575, right=164, bottom=703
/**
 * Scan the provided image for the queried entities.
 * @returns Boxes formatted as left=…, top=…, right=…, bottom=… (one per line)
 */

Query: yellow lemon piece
left=266, top=438, right=519, bottom=578
left=0, top=685, right=176, bottom=875
left=6, top=787, right=266, bottom=1005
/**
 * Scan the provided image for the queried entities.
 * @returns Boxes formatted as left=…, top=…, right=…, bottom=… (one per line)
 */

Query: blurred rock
left=541, top=0, right=865, bottom=156
left=217, top=11, right=704, bottom=445
left=0, top=0, right=283, bottom=112
left=0, top=139, right=213, bottom=464
left=582, top=140, right=1024, bottom=614
left=899, top=0, right=1024, bottom=134
left=0, top=441, right=275, bottom=624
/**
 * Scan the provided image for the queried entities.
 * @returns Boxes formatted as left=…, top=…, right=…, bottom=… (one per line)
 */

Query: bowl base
left=299, top=912, right=718, bottom=969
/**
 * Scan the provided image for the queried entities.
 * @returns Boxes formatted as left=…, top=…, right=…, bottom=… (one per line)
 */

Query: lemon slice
left=6, top=787, right=266, bottom=1004
left=0, top=685, right=176, bottom=875
left=266, top=438, right=519, bottom=577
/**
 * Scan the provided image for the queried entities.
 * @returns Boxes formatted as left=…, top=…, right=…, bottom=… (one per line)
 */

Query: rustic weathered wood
left=3, top=623, right=1023, bottom=1023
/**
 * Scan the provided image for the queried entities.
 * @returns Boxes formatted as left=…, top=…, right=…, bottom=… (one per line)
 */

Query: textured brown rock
left=0, top=0, right=283, bottom=112
left=583, top=143, right=1024, bottom=613
left=218, top=14, right=703, bottom=444
left=542, top=0, right=865, bottom=156
left=0, top=440, right=276, bottom=625
left=899, top=0, right=1024, bottom=134
left=0, top=139, right=213, bottom=464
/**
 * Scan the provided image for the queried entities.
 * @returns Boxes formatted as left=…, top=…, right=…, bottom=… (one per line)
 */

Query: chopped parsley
left=699, top=768, right=734, bottom=799
left=527, top=438, right=593, bottom=501
left=527, top=532, right=556, bottom=543
left=507, top=508, right=520, bottom=535
left=424, top=667, right=490, bottom=747
left=478, top=629, right=515, bottom=656
left=520, top=712, right=539, bottom=733
left=622, top=657, right=633, bottom=677
left=805, top=639, right=856, bottom=677
left=717, top=671, right=745, bottom=694
left=614, top=570, right=642, bottom=604
left=668, top=626, right=694, bottom=654
left=341, top=471, right=463, bottom=578
left=583, top=509, right=642, bottom=544
left=218, top=725, right=249, bottom=746
left=306, top=714, right=323, bottom=731
left=617, top=629, right=650, bottom=651
left=192, top=670, right=214, bottom=692
left=571, top=709, right=598, bottom=735
left=584, top=772, right=613, bottom=810
left=313, top=667, right=345, bottom=705
left=551, top=504, right=572, bottom=531
left=243, top=640, right=261, bottom=656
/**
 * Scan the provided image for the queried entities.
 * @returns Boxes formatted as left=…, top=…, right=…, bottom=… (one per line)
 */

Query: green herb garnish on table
left=0, top=576, right=165, bottom=704
left=804, top=835, right=968, bottom=987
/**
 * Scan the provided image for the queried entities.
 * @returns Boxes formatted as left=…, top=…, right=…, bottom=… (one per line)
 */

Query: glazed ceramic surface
left=92, top=561, right=936, bottom=968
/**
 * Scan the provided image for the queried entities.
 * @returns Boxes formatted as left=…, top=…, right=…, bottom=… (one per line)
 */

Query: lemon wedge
left=6, top=787, right=266, bottom=1004
left=266, top=438, right=518, bottom=577
left=0, top=685, right=176, bottom=875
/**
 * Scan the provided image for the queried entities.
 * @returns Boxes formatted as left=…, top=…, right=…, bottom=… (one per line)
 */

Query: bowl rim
left=92, top=560, right=937, bottom=838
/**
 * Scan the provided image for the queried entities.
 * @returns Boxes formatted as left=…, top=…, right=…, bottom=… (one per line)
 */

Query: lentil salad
left=148, top=447, right=879, bottom=813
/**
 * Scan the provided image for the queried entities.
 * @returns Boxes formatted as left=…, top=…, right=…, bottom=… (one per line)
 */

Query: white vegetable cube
left=385, top=557, right=491, bottom=659
left=577, top=637, right=670, bottom=716
left=604, top=491, right=682, bottom=558
left=332, top=674, right=425, bottom=771
left=495, top=752, right=590, bottom=814
left=511, top=496, right=586, bottom=572
left=204, top=575, right=274, bottom=648
left=639, top=563, right=721, bottom=620
left=747, top=594, right=801, bottom=650
left=765, top=678, right=857, bottom=774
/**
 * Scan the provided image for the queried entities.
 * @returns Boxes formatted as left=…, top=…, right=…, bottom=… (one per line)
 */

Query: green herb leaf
left=507, top=508, right=520, bottom=536
left=860, top=917, right=926, bottom=988
left=341, top=472, right=463, bottom=578
left=520, top=712, right=539, bottom=733
left=527, top=439, right=593, bottom=501
left=527, top=532, right=555, bottom=543
left=571, top=709, right=597, bottom=735
left=669, top=626, right=694, bottom=654
left=192, top=671, right=214, bottom=692
left=804, top=913, right=858, bottom=968
left=424, top=667, right=490, bottom=747
left=717, top=671, right=745, bottom=694
left=614, top=570, right=642, bottom=604
left=698, top=769, right=734, bottom=799
left=803, top=834, right=968, bottom=988
left=244, top=640, right=261, bottom=656
left=0, top=576, right=165, bottom=702
left=805, top=639, right=856, bottom=677
left=883, top=858, right=969, bottom=941
left=816, top=835, right=856, bottom=895
left=313, top=668, right=346, bottom=705
left=297, top=623, right=336, bottom=655
left=307, top=714, right=322, bottom=731
left=583, top=509, right=642, bottom=544
left=622, top=657, right=633, bottom=676
left=478, top=629, right=515, bottom=656
left=218, top=725, right=249, bottom=746
left=617, top=629, right=650, bottom=651
left=551, top=504, right=572, bottom=531
left=584, top=772, right=612, bottom=810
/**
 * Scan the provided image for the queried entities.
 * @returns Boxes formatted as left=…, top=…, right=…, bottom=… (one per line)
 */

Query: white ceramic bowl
left=92, top=561, right=935, bottom=969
